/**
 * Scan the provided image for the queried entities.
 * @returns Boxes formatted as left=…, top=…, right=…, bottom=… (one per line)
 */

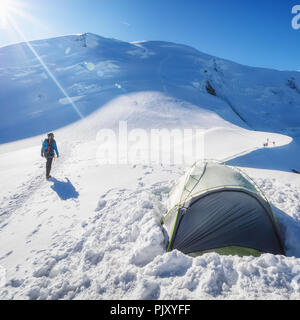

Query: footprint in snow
left=95, top=200, right=107, bottom=212
left=26, top=224, right=42, bottom=240
left=0, top=250, right=13, bottom=260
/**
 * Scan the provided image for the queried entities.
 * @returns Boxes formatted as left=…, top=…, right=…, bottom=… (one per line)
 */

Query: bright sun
left=0, top=0, right=11, bottom=25
left=0, top=0, right=26, bottom=27
left=0, top=0, right=10, bottom=10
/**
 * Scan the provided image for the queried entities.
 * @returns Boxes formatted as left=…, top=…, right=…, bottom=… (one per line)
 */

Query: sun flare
left=0, top=0, right=28, bottom=27
left=0, top=0, right=10, bottom=11
left=0, top=0, right=10, bottom=25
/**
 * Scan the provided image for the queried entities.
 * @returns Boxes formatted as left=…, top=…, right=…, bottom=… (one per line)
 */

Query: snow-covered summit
left=0, top=33, right=300, bottom=143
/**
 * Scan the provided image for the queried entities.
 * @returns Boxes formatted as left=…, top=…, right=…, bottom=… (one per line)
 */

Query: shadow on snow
left=274, top=205, right=300, bottom=258
left=227, top=139, right=300, bottom=173
left=49, top=177, right=79, bottom=201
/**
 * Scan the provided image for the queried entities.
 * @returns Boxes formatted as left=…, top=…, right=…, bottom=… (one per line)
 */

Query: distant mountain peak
left=0, top=32, right=300, bottom=143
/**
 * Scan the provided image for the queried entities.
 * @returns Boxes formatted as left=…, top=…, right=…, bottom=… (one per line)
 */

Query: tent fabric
left=167, top=162, right=258, bottom=210
left=162, top=161, right=285, bottom=256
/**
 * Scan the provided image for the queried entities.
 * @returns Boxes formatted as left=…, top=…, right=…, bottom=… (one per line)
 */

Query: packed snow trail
left=0, top=139, right=74, bottom=229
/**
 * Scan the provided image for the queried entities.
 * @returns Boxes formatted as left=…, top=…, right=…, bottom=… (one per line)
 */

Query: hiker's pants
left=46, top=157, right=54, bottom=177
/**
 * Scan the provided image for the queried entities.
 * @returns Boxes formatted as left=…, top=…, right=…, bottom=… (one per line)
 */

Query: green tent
left=162, top=161, right=285, bottom=257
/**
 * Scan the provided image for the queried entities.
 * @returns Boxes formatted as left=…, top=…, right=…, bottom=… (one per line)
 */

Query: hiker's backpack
left=43, top=139, right=54, bottom=157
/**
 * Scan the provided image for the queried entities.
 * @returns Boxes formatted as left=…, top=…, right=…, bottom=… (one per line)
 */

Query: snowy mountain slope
left=0, top=33, right=300, bottom=300
left=1, top=33, right=300, bottom=143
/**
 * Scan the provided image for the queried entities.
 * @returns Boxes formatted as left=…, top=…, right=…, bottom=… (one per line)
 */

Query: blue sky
left=0, top=0, right=299, bottom=70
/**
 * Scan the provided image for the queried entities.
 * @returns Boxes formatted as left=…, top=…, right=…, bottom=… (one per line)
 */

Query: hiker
left=41, top=133, right=59, bottom=180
